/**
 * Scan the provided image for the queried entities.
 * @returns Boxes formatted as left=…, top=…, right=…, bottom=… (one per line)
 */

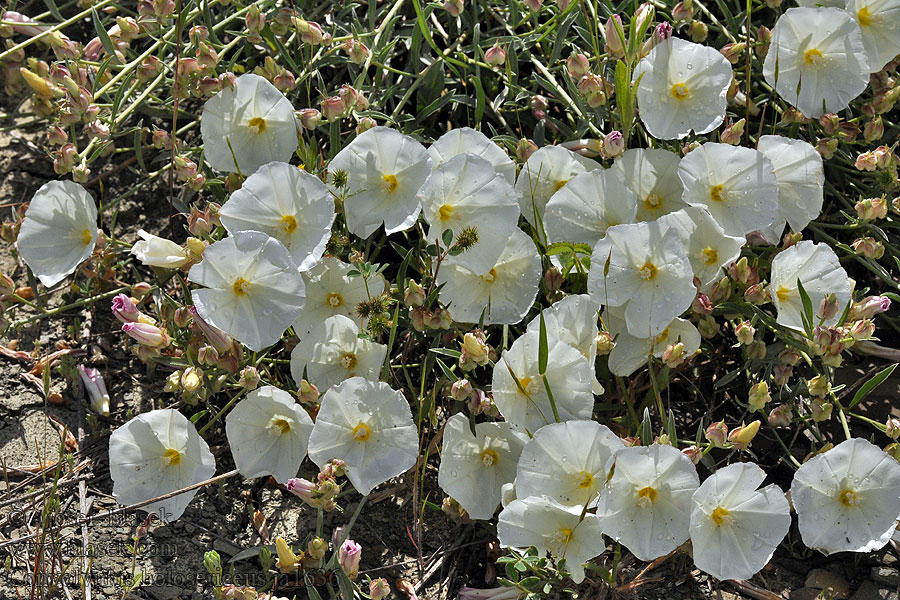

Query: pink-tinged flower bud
left=238, top=366, right=260, bottom=390
left=818, top=293, right=841, bottom=321
left=272, top=70, right=296, bottom=92
left=734, top=320, right=755, bottom=345
left=809, top=398, right=832, bottom=422
left=370, top=579, right=391, bottom=600
left=516, top=138, right=538, bottom=161
left=661, top=341, right=686, bottom=368
left=806, top=374, right=830, bottom=397
left=78, top=365, right=110, bottom=415
left=743, top=283, right=769, bottom=305
left=720, top=118, right=745, bottom=145
left=450, top=378, right=473, bottom=402
left=851, top=295, right=891, bottom=320
left=768, top=404, right=792, bottom=427
left=680, top=445, right=702, bottom=465
left=634, top=2, right=654, bottom=31
left=443, top=0, right=464, bottom=16
left=321, top=95, right=345, bottom=121
left=719, top=42, right=745, bottom=64
left=338, top=540, right=362, bottom=580
left=728, top=420, right=760, bottom=449
left=849, top=319, right=875, bottom=341
left=460, top=331, right=490, bottom=370
left=221, top=585, right=258, bottom=600
left=197, top=344, right=219, bottom=366
left=692, top=293, right=713, bottom=315
left=886, top=417, right=900, bottom=440
left=53, top=142, right=77, bottom=175
left=189, top=24, right=209, bottom=44
left=748, top=381, right=770, bottom=411
left=151, top=129, right=171, bottom=150
left=300, top=20, right=327, bottom=45
left=47, top=125, right=67, bottom=145
left=285, top=477, right=317, bottom=503
left=688, top=20, right=708, bottom=42
left=708, top=277, right=731, bottom=304
left=773, top=364, right=792, bottom=387
left=297, top=108, right=322, bottom=130
left=566, top=53, right=590, bottom=79
left=856, top=197, right=889, bottom=221
left=356, top=117, right=376, bottom=135
left=855, top=150, right=879, bottom=171
left=815, top=138, right=837, bottom=159
left=189, top=306, right=233, bottom=353
left=852, top=237, right=885, bottom=259
left=705, top=421, right=728, bottom=447
left=673, top=0, right=693, bottom=21
left=602, top=130, right=624, bottom=158
left=523, top=0, right=543, bottom=10
left=111, top=293, right=150, bottom=324
left=746, top=340, right=766, bottom=360
left=196, top=42, right=218, bottom=70
left=245, top=4, right=264, bottom=33
left=410, top=307, right=428, bottom=332
left=836, top=122, right=859, bottom=143
left=754, top=26, right=772, bottom=60
left=484, top=44, right=506, bottom=66
left=864, top=116, right=884, bottom=142
left=698, top=315, right=720, bottom=338
left=122, top=322, right=170, bottom=348
left=342, top=39, right=370, bottom=65
left=819, top=113, right=840, bottom=134
left=429, top=307, right=452, bottom=330
left=544, top=267, right=563, bottom=293
left=605, top=15, right=625, bottom=58
left=468, top=388, right=490, bottom=416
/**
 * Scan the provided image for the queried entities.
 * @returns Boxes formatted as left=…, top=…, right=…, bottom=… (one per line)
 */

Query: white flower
left=17, top=180, right=97, bottom=287
left=791, top=438, right=900, bottom=555
left=201, top=74, right=299, bottom=175
left=428, top=127, right=516, bottom=185
left=328, top=126, right=432, bottom=238
left=516, top=421, right=624, bottom=508
left=587, top=221, right=695, bottom=338
left=109, top=408, right=216, bottom=521
left=420, top=153, right=520, bottom=273
left=605, top=308, right=701, bottom=376
left=291, top=256, right=385, bottom=336
left=307, top=377, right=418, bottom=495
left=290, top=314, right=387, bottom=392
left=757, top=135, right=824, bottom=234
left=436, top=229, right=541, bottom=325
left=770, top=241, right=852, bottom=331
left=498, top=495, right=605, bottom=583
left=598, top=444, right=699, bottom=561
left=438, top=413, right=527, bottom=520
left=689, top=463, right=791, bottom=581
left=632, top=37, right=733, bottom=140
left=131, top=229, right=190, bottom=269
left=658, top=206, right=744, bottom=292
left=514, top=145, right=599, bottom=226
left=225, top=386, right=314, bottom=483
left=763, top=7, right=869, bottom=118
left=188, top=231, right=306, bottom=352
left=677, top=142, right=779, bottom=238
left=543, top=168, right=637, bottom=249
left=795, top=0, right=844, bottom=6
left=847, top=0, right=900, bottom=73
left=612, top=148, right=686, bottom=222
left=491, top=329, right=594, bottom=434
left=219, top=162, right=335, bottom=271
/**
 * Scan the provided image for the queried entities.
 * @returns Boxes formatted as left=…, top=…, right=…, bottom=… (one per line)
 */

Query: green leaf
left=435, top=357, right=457, bottom=382
left=91, top=9, right=120, bottom=64
left=335, top=565, right=356, bottom=600
left=538, top=312, right=549, bottom=375
left=848, top=363, right=898, bottom=409
left=442, top=228, right=454, bottom=247
left=641, top=407, right=652, bottom=446
left=796, top=278, right=814, bottom=337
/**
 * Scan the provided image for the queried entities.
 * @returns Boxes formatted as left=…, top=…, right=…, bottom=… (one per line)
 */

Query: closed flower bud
left=816, top=137, right=838, bottom=159
left=181, top=367, right=203, bottom=393
left=697, top=315, right=720, bottom=338
left=688, top=20, right=708, bottom=43
left=516, top=138, right=538, bottom=161
left=460, top=331, right=490, bottom=369
left=185, top=237, right=206, bottom=261
left=809, top=398, right=832, bottom=422
left=806, top=374, right=830, bottom=397
left=274, top=537, right=300, bottom=574
left=443, top=0, right=464, bottom=16
left=111, top=293, right=144, bottom=324
left=720, top=118, right=744, bottom=144
left=672, top=0, right=693, bottom=21
left=343, top=39, right=370, bottom=64
left=768, top=404, right=792, bottom=427
left=602, top=130, right=624, bottom=158
left=819, top=293, right=841, bottom=321
left=605, top=15, right=625, bottom=58
left=298, top=379, right=319, bottom=405
left=238, top=366, right=259, bottom=390
left=850, top=295, right=891, bottom=320
left=203, top=550, right=222, bottom=578
left=370, top=578, right=391, bottom=600
left=755, top=25, right=772, bottom=60
left=197, top=344, right=219, bottom=366
left=773, top=364, right=792, bottom=387
left=748, top=381, right=770, bottom=411
left=852, top=236, right=884, bottom=259
left=594, top=330, right=614, bottom=355
left=307, top=537, right=327, bottom=560
left=728, top=420, right=760, bottom=449
left=566, top=53, right=590, bottom=79
left=122, top=322, right=169, bottom=348
left=692, top=293, right=713, bottom=314
left=705, top=421, right=728, bottom=447
left=864, top=116, right=884, bottom=142
left=484, top=44, right=506, bottom=66
left=855, top=197, right=888, bottom=220
left=734, top=320, right=755, bottom=345
left=661, top=341, right=686, bottom=368
left=849, top=319, right=875, bottom=340
left=339, top=540, right=362, bottom=579
left=450, top=378, right=473, bottom=402
left=190, top=306, right=233, bottom=354
left=78, top=365, right=110, bottom=415
left=356, top=117, right=376, bottom=135
left=298, top=108, right=321, bottom=130
left=886, top=417, right=900, bottom=440
left=747, top=340, right=766, bottom=360
left=719, top=42, right=745, bottom=64
left=743, top=282, right=769, bottom=305
left=819, top=113, right=840, bottom=134
left=321, top=95, right=345, bottom=120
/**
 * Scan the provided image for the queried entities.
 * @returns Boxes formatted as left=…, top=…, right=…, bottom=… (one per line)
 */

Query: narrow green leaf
left=538, top=312, right=549, bottom=375
left=641, top=407, right=652, bottom=446
left=91, top=9, right=120, bottom=64
left=848, top=363, right=898, bottom=409
left=796, top=278, right=814, bottom=337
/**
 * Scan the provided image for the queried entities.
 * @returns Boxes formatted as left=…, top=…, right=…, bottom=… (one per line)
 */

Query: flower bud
left=403, top=279, right=426, bottom=308
left=819, top=293, right=841, bottom=321
left=773, top=364, right=793, bottom=387
left=849, top=318, right=875, bottom=341
left=306, top=537, right=327, bottom=560
left=806, top=375, right=830, bottom=397
left=595, top=330, right=615, bottom=355
left=356, top=117, right=376, bottom=135
left=605, top=15, right=625, bottom=58
left=661, top=341, right=686, bottom=368
left=852, top=236, right=884, bottom=259
left=864, top=116, right=884, bottom=142
left=855, top=197, right=888, bottom=220
left=566, top=53, right=590, bottom=79
left=111, top=294, right=144, bottom=324
left=743, top=283, right=769, bottom=305
left=443, top=0, right=464, bottom=16
left=321, top=95, right=345, bottom=120
left=122, top=322, right=169, bottom=348
left=238, top=366, right=260, bottom=390
left=343, top=38, right=369, bottom=64
left=523, top=0, right=543, bottom=11
left=298, top=379, right=319, bottom=406
left=203, top=550, right=222, bottom=578
left=131, top=230, right=190, bottom=268
left=484, top=44, right=506, bottom=66
left=516, top=138, right=538, bottom=161
left=274, top=537, right=300, bottom=574
left=705, top=421, right=728, bottom=447
left=720, top=118, right=744, bottom=145
left=602, top=130, right=624, bottom=158
left=748, top=381, right=770, bottom=411
left=451, top=378, right=473, bottom=402
left=697, top=315, right=720, bottom=338
left=719, top=42, right=745, bottom=64
left=688, top=20, right=708, bottom=43
left=672, top=0, right=693, bottom=21
left=78, top=365, right=110, bottom=415
left=768, top=404, right=792, bottom=427
left=851, top=295, right=891, bottom=320
left=809, top=398, right=832, bottom=422
left=734, top=320, right=755, bottom=345
left=747, top=340, right=766, bottom=360
left=460, top=331, right=490, bottom=370
left=298, top=108, right=322, bottom=130
left=339, top=540, right=362, bottom=580
left=886, top=417, right=900, bottom=440
left=692, top=293, right=713, bottom=315
left=370, top=578, right=391, bottom=600
left=728, top=420, right=760, bottom=449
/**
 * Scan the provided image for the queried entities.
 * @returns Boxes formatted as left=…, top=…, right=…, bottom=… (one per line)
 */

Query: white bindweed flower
left=109, top=409, right=216, bottom=522
left=17, top=180, right=97, bottom=287
left=587, top=221, right=695, bottom=338
left=438, top=413, right=527, bottom=520
left=131, top=229, right=190, bottom=269
left=514, top=145, right=599, bottom=226
left=847, top=0, right=900, bottom=73
left=428, top=127, right=516, bottom=185
left=291, top=256, right=385, bottom=336
left=328, top=126, right=432, bottom=238
left=307, top=377, right=418, bottom=495
left=290, top=314, right=387, bottom=392
left=612, top=148, right=686, bottom=222
left=516, top=421, right=624, bottom=508
left=498, top=495, right=605, bottom=583
left=598, top=444, right=700, bottom=561
left=436, top=229, right=541, bottom=325
left=544, top=168, right=638, bottom=249
left=632, top=36, right=733, bottom=140
left=219, top=162, right=335, bottom=271
left=188, top=231, right=306, bottom=352
left=420, top=153, right=520, bottom=273
left=491, top=329, right=594, bottom=434
left=201, top=74, right=299, bottom=175
left=763, top=7, right=869, bottom=118
left=791, top=438, right=900, bottom=555
left=678, top=142, right=779, bottom=238
left=757, top=135, right=824, bottom=234
left=658, top=206, right=744, bottom=292
left=770, top=241, right=852, bottom=331
left=605, top=307, right=702, bottom=376
left=689, top=463, right=791, bottom=581
left=225, top=386, right=314, bottom=483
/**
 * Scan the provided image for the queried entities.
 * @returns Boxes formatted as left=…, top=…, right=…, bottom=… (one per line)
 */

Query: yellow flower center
left=701, top=247, right=719, bottom=265
left=637, top=486, right=658, bottom=506
left=80, top=229, right=93, bottom=246
left=710, top=184, right=727, bottom=202
left=577, top=471, right=594, bottom=489
left=326, top=293, right=344, bottom=308
left=352, top=423, right=371, bottom=441
left=775, top=285, right=792, bottom=303
left=857, top=6, right=872, bottom=26
left=671, top=83, right=690, bottom=100
left=280, top=215, right=298, bottom=234
left=163, top=448, right=182, bottom=466
left=653, top=327, right=671, bottom=345
left=554, top=179, right=569, bottom=192
left=480, top=448, right=499, bottom=467
left=480, top=268, right=498, bottom=283
left=710, top=506, right=731, bottom=526
left=804, top=48, right=824, bottom=67
left=438, top=204, right=454, bottom=221
left=248, top=116, right=267, bottom=134
left=271, top=418, right=292, bottom=434
left=558, top=528, right=574, bottom=543
left=639, top=262, right=658, bottom=280
left=341, top=352, right=358, bottom=370
left=517, top=376, right=537, bottom=397
left=644, top=194, right=662, bottom=209
left=839, top=489, right=859, bottom=507
left=232, top=277, right=251, bottom=296
left=383, top=174, right=399, bottom=193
